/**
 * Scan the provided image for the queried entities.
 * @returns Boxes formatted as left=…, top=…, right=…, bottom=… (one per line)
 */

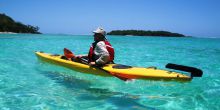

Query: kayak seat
left=112, top=64, right=132, bottom=69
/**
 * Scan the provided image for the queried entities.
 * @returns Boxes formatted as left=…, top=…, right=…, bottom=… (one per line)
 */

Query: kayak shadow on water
left=77, top=88, right=157, bottom=110
left=38, top=70, right=157, bottom=110
left=38, top=70, right=91, bottom=89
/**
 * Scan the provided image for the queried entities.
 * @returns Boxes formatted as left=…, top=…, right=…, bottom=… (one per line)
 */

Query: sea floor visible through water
left=0, top=34, right=220, bottom=110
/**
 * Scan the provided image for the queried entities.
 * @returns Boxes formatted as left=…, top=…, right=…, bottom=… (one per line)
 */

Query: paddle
left=166, top=63, right=203, bottom=78
left=63, top=48, right=131, bottom=81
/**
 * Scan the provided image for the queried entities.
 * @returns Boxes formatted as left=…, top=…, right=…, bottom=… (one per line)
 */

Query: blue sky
left=0, top=0, right=220, bottom=37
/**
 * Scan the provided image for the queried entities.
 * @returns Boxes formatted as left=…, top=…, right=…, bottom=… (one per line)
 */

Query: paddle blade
left=64, top=48, right=75, bottom=58
left=166, top=63, right=203, bottom=77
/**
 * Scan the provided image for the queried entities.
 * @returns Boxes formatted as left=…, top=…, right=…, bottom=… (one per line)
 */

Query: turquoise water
left=0, top=34, right=220, bottom=110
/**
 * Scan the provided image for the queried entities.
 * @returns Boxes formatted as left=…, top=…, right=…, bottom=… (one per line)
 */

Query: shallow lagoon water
left=0, top=34, right=220, bottom=110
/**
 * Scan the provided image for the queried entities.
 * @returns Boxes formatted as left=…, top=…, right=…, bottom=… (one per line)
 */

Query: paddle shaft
left=63, top=48, right=130, bottom=81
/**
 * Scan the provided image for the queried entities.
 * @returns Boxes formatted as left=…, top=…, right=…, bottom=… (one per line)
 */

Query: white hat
left=93, top=27, right=106, bottom=36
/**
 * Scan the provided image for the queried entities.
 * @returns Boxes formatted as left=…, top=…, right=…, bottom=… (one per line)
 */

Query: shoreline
left=0, top=32, right=17, bottom=34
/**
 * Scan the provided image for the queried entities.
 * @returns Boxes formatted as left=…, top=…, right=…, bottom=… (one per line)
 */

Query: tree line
left=107, top=30, right=185, bottom=37
left=0, top=13, right=40, bottom=34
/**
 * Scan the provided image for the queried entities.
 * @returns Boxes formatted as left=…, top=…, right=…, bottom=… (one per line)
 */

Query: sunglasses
left=94, top=33, right=102, bottom=37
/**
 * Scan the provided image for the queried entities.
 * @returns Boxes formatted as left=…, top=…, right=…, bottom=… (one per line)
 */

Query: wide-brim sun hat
left=93, top=27, right=106, bottom=36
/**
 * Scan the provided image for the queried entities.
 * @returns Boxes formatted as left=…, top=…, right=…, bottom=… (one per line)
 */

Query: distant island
left=107, top=30, right=185, bottom=37
left=0, top=13, right=41, bottom=34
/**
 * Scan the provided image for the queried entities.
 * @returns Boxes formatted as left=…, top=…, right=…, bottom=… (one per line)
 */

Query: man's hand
left=89, top=62, right=96, bottom=66
left=76, top=55, right=82, bottom=58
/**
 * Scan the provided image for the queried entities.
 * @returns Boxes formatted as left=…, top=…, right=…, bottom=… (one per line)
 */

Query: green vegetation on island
left=0, top=13, right=40, bottom=34
left=107, top=30, right=185, bottom=37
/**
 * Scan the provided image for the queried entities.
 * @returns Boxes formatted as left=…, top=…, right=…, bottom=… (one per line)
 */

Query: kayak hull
left=35, top=51, right=192, bottom=81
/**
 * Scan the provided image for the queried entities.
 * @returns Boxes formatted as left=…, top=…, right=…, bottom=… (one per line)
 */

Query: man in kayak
left=75, top=27, right=114, bottom=66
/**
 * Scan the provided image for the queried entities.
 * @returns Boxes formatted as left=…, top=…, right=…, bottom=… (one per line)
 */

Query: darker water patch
left=76, top=87, right=157, bottom=110
left=38, top=70, right=91, bottom=90
left=38, top=70, right=157, bottom=109
left=107, top=95, right=157, bottom=110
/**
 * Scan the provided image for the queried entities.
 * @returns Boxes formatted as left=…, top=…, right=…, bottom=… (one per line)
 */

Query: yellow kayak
left=35, top=51, right=203, bottom=81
